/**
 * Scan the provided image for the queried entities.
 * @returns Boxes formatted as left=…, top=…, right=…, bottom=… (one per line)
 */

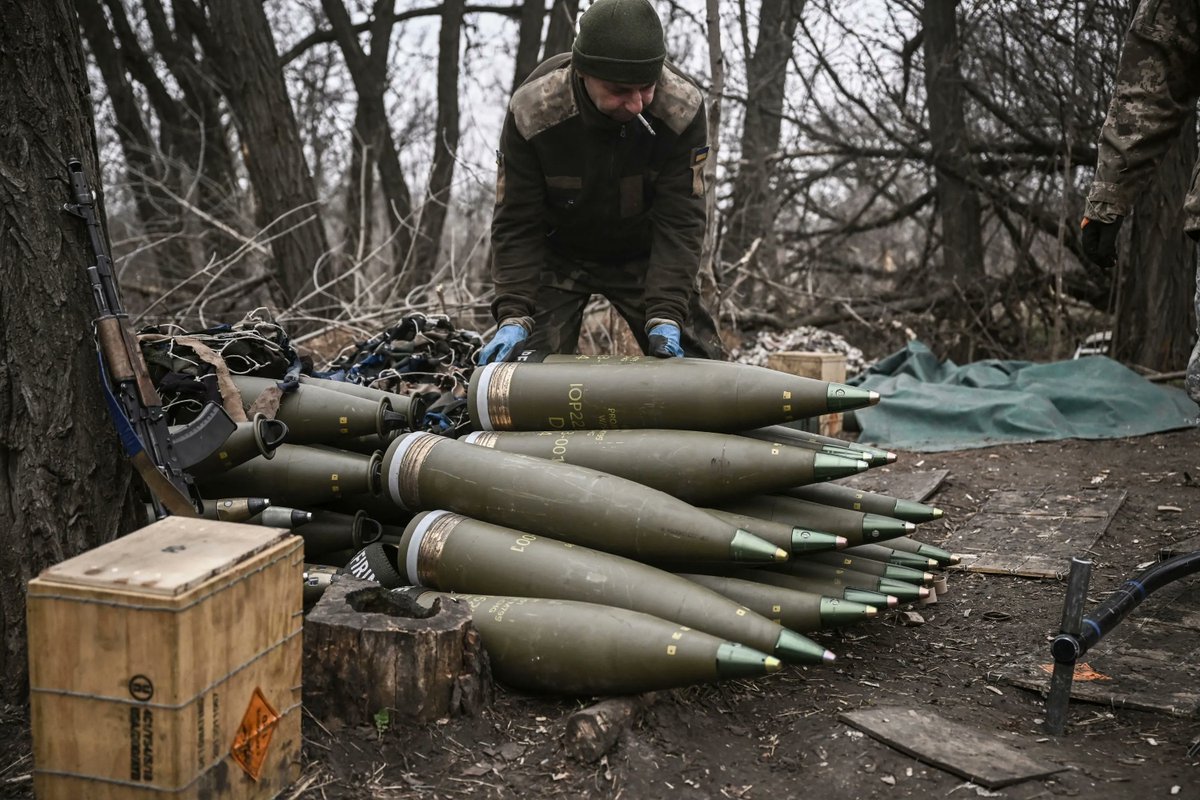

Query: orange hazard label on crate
left=230, top=688, right=280, bottom=781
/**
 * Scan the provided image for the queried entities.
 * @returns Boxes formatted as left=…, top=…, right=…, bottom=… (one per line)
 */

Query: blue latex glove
left=647, top=322, right=684, bottom=358
left=478, top=323, right=529, bottom=364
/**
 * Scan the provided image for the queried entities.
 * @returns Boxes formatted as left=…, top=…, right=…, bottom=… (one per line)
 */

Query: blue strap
left=96, top=351, right=145, bottom=458
left=424, top=411, right=453, bottom=433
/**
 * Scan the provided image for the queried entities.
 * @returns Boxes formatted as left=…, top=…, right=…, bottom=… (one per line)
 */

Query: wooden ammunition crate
left=28, top=517, right=303, bottom=799
left=766, top=351, right=848, bottom=437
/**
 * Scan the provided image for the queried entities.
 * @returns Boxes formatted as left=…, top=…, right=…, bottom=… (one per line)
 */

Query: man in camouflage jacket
left=478, top=0, right=723, bottom=363
left=1082, top=0, right=1200, bottom=400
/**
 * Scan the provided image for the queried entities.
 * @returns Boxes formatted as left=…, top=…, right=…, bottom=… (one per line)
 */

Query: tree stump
left=304, top=577, right=491, bottom=725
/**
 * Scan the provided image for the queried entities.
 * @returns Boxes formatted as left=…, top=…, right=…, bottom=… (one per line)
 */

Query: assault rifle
left=64, top=158, right=234, bottom=518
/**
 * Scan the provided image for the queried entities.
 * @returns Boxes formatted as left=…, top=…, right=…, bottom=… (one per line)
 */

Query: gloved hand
left=478, top=323, right=529, bottom=364
left=1081, top=215, right=1123, bottom=270
left=647, top=322, right=684, bottom=358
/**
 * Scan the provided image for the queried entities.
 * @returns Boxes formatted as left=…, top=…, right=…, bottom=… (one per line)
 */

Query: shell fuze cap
left=571, top=0, right=666, bottom=86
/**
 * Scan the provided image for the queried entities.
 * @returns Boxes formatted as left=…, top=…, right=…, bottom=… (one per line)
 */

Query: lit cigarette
left=636, top=113, right=656, bottom=136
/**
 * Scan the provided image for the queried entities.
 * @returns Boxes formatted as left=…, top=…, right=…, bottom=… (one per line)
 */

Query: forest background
left=0, top=0, right=1197, bottom=700
left=73, top=0, right=1200, bottom=366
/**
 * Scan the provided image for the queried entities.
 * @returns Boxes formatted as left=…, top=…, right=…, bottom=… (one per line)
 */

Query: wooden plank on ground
left=945, top=488, right=1126, bottom=578
left=979, top=489, right=1120, bottom=518
left=951, top=553, right=1071, bottom=579
left=838, top=706, right=1065, bottom=788
left=833, top=468, right=949, bottom=503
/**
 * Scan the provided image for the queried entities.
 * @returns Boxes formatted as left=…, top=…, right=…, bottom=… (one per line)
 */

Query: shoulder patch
left=510, top=66, right=578, bottom=140
left=648, top=64, right=703, bottom=136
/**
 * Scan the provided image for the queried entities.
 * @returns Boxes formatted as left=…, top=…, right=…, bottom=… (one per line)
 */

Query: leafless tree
left=1, top=0, right=141, bottom=702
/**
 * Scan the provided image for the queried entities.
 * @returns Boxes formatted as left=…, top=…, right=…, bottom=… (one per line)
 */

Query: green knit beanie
left=571, top=0, right=666, bottom=85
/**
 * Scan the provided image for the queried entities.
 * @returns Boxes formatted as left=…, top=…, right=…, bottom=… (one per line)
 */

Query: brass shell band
left=486, top=363, right=517, bottom=430
left=387, top=432, right=444, bottom=509
left=464, top=431, right=499, bottom=448
left=416, top=511, right=461, bottom=587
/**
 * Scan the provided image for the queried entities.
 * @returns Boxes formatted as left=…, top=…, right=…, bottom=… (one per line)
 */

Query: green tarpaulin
left=845, top=340, right=1198, bottom=452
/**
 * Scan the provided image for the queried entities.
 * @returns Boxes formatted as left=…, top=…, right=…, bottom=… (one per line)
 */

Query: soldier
left=478, top=0, right=724, bottom=364
left=1080, top=0, right=1200, bottom=400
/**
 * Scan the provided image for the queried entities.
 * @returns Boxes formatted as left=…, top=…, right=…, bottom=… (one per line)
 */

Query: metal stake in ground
left=1044, top=556, right=1093, bottom=735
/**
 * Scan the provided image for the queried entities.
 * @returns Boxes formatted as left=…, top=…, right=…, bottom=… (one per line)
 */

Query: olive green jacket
left=1085, top=0, right=1200, bottom=235
left=490, top=53, right=709, bottom=326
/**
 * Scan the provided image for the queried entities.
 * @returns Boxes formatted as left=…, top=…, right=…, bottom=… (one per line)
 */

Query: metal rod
left=1044, top=557, right=1093, bottom=735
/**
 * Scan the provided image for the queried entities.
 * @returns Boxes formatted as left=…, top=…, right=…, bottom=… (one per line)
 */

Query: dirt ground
left=4, top=426, right=1200, bottom=799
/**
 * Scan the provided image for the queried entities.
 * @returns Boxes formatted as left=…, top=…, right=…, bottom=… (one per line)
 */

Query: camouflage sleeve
left=1086, top=0, right=1200, bottom=220
left=645, top=102, right=708, bottom=327
left=490, top=110, right=547, bottom=323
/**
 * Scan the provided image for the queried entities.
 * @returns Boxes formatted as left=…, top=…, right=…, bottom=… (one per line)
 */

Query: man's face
left=581, top=74, right=657, bottom=123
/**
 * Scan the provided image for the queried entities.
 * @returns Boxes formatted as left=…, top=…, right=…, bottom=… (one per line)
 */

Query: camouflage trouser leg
left=526, top=254, right=725, bottom=360
left=1187, top=254, right=1200, bottom=406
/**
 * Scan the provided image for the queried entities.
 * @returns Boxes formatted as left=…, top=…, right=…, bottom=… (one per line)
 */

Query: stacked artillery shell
left=398, top=510, right=833, bottom=664
left=705, top=508, right=846, bottom=554
left=883, top=535, right=958, bottom=566
left=798, top=551, right=933, bottom=585
left=725, top=568, right=899, bottom=609
left=195, top=443, right=382, bottom=506
left=200, top=496, right=271, bottom=522
left=719, top=494, right=915, bottom=546
left=279, top=353, right=962, bottom=696
left=740, top=424, right=897, bottom=467
left=304, top=564, right=342, bottom=608
left=320, top=491, right=418, bottom=526
left=762, top=560, right=929, bottom=602
left=298, top=374, right=426, bottom=431
left=841, top=542, right=940, bottom=570
left=780, top=481, right=943, bottom=523
left=229, top=375, right=411, bottom=445
left=468, top=359, right=879, bottom=433
left=245, top=506, right=313, bottom=528
left=381, top=432, right=786, bottom=564
left=186, top=413, right=288, bottom=476
left=298, top=509, right=383, bottom=558
left=403, top=590, right=782, bottom=695
left=674, top=573, right=877, bottom=632
left=460, top=429, right=868, bottom=504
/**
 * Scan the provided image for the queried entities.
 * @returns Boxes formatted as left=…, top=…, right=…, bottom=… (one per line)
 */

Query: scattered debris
left=730, top=327, right=867, bottom=375
left=564, top=694, right=659, bottom=763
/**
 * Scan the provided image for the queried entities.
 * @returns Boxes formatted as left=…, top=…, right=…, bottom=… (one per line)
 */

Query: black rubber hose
left=1052, top=550, right=1200, bottom=662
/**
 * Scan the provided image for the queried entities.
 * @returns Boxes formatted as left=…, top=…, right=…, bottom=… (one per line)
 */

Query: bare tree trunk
left=542, top=0, right=579, bottom=59
left=921, top=0, right=985, bottom=359
left=409, top=0, right=466, bottom=289
left=322, top=0, right=414, bottom=278
left=144, top=0, right=240, bottom=203
left=512, top=0, right=546, bottom=91
left=699, top=0, right=725, bottom=316
left=921, top=0, right=984, bottom=285
left=76, top=0, right=164, bottom=228
left=723, top=0, right=804, bottom=308
left=0, top=0, right=140, bottom=704
left=108, top=0, right=242, bottom=266
left=176, top=0, right=330, bottom=306
left=1114, top=113, right=1198, bottom=371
